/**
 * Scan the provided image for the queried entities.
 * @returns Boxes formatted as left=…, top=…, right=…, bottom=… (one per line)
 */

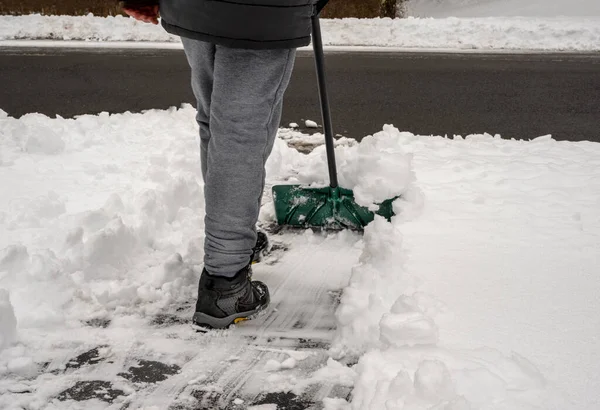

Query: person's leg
left=181, top=37, right=215, bottom=182
left=203, top=46, right=297, bottom=277
left=182, top=38, right=271, bottom=265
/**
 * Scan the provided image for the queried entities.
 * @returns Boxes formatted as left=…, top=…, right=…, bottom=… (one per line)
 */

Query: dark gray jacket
left=121, top=0, right=323, bottom=49
left=162, top=0, right=322, bottom=49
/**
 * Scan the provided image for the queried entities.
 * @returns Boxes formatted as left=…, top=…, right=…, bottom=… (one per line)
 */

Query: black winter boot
left=192, top=265, right=270, bottom=330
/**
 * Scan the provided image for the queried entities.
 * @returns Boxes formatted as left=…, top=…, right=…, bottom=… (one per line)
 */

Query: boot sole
left=192, top=303, right=268, bottom=332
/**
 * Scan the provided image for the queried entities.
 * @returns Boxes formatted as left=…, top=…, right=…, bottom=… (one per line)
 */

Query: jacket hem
left=161, top=20, right=311, bottom=50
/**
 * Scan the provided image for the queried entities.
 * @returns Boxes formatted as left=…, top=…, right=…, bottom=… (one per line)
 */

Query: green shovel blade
left=272, top=185, right=395, bottom=230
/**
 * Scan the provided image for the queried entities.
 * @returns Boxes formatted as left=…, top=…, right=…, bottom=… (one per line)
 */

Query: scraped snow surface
left=1, top=105, right=599, bottom=409
left=1, top=12, right=600, bottom=51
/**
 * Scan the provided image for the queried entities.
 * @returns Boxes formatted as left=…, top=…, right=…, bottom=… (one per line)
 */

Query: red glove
left=119, top=1, right=160, bottom=25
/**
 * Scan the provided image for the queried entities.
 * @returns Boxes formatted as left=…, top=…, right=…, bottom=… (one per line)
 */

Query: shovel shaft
left=311, top=14, right=339, bottom=189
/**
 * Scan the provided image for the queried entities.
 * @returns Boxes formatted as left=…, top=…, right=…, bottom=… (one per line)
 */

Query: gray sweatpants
left=181, top=38, right=296, bottom=277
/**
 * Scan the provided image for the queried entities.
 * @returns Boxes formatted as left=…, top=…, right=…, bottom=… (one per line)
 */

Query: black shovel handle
left=311, top=13, right=338, bottom=189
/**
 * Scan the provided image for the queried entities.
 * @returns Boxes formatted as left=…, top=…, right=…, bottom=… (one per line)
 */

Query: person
left=120, top=0, right=320, bottom=329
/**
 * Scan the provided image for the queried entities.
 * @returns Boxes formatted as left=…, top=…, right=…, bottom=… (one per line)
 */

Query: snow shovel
left=272, top=13, right=396, bottom=230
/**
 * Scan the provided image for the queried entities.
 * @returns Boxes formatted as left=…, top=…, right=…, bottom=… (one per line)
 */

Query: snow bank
left=1, top=14, right=600, bottom=51
left=408, top=0, right=600, bottom=18
left=0, top=107, right=203, bottom=333
left=0, top=14, right=171, bottom=42
left=325, top=17, right=600, bottom=51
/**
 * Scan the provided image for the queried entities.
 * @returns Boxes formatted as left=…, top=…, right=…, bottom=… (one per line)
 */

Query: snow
left=309, top=358, right=356, bottom=388
left=323, top=397, right=351, bottom=410
left=280, top=357, right=297, bottom=369
left=0, top=289, right=17, bottom=351
left=262, top=355, right=298, bottom=372
left=350, top=347, right=554, bottom=409
left=1, top=105, right=599, bottom=409
left=331, top=131, right=600, bottom=409
left=305, top=120, right=319, bottom=128
left=264, top=359, right=283, bottom=372
left=1, top=13, right=600, bottom=51
left=248, top=405, right=277, bottom=410
left=276, top=126, right=417, bottom=207
left=408, top=0, right=600, bottom=18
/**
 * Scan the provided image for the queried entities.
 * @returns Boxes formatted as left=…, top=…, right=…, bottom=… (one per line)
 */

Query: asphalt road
left=0, top=47, right=598, bottom=142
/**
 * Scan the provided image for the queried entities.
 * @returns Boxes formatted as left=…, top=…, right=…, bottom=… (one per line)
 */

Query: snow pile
left=322, top=17, right=600, bottom=51
left=333, top=217, right=428, bottom=353
left=0, top=290, right=17, bottom=350
left=0, top=107, right=204, bottom=333
left=272, top=126, right=415, bottom=207
left=2, top=14, right=600, bottom=51
left=351, top=348, right=552, bottom=409
left=0, top=14, right=171, bottom=42
left=331, top=132, right=600, bottom=409
left=332, top=216, right=557, bottom=409
left=336, top=128, right=416, bottom=208
left=408, top=0, right=600, bottom=18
